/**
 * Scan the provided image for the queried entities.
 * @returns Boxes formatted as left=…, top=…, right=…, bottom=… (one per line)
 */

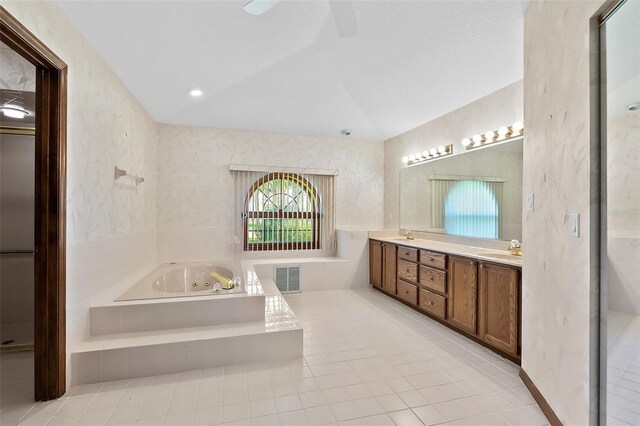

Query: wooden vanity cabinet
left=369, top=240, right=398, bottom=295
left=478, top=262, right=520, bottom=355
left=397, top=280, right=418, bottom=305
left=382, top=243, right=398, bottom=295
left=369, top=240, right=383, bottom=289
left=369, top=239, right=521, bottom=362
left=447, top=256, right=478, bottom=335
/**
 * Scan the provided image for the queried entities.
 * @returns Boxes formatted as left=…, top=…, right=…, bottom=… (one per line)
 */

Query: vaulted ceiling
left=57, top=0, right=527, bottom=141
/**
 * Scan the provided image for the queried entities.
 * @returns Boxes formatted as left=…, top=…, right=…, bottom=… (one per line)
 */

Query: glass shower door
left=601, top=0, right=640, bottom=423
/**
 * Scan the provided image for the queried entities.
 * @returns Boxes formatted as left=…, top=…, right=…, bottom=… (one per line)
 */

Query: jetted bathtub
left=115, top=261, right=245, bottom=302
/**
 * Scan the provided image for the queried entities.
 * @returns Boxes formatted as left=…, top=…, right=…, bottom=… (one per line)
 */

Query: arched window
left=444, top=180, right=500, bottom=239
left=244, top=173, right=320, bottom=251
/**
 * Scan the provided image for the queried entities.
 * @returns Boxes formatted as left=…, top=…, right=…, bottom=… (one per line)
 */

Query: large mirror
left=400, top=138, right=523, bottom=241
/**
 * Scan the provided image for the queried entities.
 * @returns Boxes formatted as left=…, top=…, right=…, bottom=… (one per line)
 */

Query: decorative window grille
left=231, top=167, right=336, bottom=253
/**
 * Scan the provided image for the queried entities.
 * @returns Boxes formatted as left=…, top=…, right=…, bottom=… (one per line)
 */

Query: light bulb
left=461, top=138, right=471, bottom=147
left=1, top=104, right=27, bottom=119
left=497, top=127, right=509, bottom=138
left=429, top=148, right=438, bottom=156
left=422, top=150, right=430, bottom=158
left=189, top=87, right=203, bottom=97
left=437, top=145, right=446, bottom=154
left=416, top=152, right=423, bottom=159
left=402, top=156, right=409, bottom=163
left=409, top=154, right=416, bottom=162
left=472, top=134, right=483, bottom=144
left=512, top=121, right=524, bottom=132
left=484, top=131, right=495, bottom=142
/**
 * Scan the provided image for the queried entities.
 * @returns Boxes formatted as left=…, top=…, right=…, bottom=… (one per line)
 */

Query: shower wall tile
left=608, top=237, right=640, bottom=314
left=522, top=1, right=603, bottom=424
left=607, top=112, right=640, bottom=238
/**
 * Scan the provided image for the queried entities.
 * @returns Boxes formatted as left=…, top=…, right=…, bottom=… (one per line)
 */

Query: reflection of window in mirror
left=443, top=180, right=502, bottom=239
left=431, top=177, right=505, bottom=239
left=399, top=138, right=522, bottom=241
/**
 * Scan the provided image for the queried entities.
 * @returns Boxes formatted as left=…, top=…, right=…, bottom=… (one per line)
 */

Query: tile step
left=72, top=321, right=303, bottom=385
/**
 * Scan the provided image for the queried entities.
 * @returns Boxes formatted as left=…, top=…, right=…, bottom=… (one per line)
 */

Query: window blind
left=231, top=169, right=336, bottom=254
left=430, top=176, right=504, bottom=239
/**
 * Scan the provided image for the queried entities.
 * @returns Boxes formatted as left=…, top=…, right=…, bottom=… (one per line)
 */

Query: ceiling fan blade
left=243, top=0, right=283, bottom=16
left=329, top=1, right=358, bottom=38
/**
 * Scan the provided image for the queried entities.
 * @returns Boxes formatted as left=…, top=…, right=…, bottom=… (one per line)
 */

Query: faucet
left=508, top=239, right=522, bottom=256
left=403, top=229, right=415, bottom=240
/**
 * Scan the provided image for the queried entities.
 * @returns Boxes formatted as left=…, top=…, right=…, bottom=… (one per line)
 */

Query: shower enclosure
left=600, top=0, right=640, bottom=423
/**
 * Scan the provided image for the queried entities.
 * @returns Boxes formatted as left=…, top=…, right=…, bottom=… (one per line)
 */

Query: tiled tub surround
left=607, top=311, right=640, bottom=425
left=248, top=229, right=371, bottom=293
left=115, top=261, right=246, bottom=302
left=3, top=288, right=547, bottom=426
left=72, top=265, right=302, bottom=385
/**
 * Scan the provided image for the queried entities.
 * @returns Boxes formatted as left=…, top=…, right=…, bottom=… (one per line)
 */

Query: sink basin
left=477, top=252, right=521, bottom=261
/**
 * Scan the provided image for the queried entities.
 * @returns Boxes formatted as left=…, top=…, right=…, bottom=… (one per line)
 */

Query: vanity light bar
left=401, top=144, right=453, bottom=166
left=461, top=121, right=524, bottom=150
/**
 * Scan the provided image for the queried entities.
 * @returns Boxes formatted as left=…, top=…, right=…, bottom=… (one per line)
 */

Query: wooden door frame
left=0, top=6, right=67, bottom=400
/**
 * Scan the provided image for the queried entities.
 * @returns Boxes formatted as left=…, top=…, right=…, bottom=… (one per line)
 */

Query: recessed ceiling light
left=340, top=129, right=352, bottom=136
left=0, top=104, right=29, bottom=119
left=628, top=102, right=640, bottom=111
left=189, top=88, right=203, bottom=97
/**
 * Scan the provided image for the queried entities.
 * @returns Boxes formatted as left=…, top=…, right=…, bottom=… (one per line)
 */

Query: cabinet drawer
left=398, top=259, right=418, bottom=283
left=420, top=250, right=447, bottom=270
left=397, top=280, right=418, bottom=305
left=419, top=266, right=447, bottom=294
left=398, top=246, right=418, bottom=262
left=419, top=288, right=447, bottom=319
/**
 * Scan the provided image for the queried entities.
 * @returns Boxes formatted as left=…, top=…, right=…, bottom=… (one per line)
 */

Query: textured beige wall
left=384, top=81, right=523, bottom=229
left=156, top=124, right=385, bottom=261
left=1, top=0, right=160, bottom=386
left=522, top=1, right=603, bottom=424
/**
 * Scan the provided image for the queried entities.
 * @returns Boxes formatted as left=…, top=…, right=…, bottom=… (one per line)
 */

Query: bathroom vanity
left=369, top=237, right=522, bottom=363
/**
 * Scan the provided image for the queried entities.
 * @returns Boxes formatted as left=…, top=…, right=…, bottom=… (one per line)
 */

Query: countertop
left=370, top=236, right=523, bottom=268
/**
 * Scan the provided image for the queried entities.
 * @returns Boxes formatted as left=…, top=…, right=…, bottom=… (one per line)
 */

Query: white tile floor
left=607, top=311, right=640, bottom=425
left=1, top=288, right=549, bottom=426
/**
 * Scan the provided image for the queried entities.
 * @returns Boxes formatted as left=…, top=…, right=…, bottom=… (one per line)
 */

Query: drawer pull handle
left=469, top=261, right=475, bottom=266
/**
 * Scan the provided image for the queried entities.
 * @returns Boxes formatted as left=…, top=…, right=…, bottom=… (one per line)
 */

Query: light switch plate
left=527, top=194, right=535, bottom=212
left=569, top=213, right=580, bottom=237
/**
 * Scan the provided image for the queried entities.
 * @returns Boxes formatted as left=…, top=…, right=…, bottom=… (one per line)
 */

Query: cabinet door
left=382, top=243, right=397, bottom=295
left=447, top=256, right=478, bottom=334
left=369, top=240, right=383, bottom=288
left=478, top=262, right=519, bottom=355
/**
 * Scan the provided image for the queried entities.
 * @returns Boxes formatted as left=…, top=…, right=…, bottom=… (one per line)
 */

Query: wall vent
left=274, top=266, right=301, bottom=293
